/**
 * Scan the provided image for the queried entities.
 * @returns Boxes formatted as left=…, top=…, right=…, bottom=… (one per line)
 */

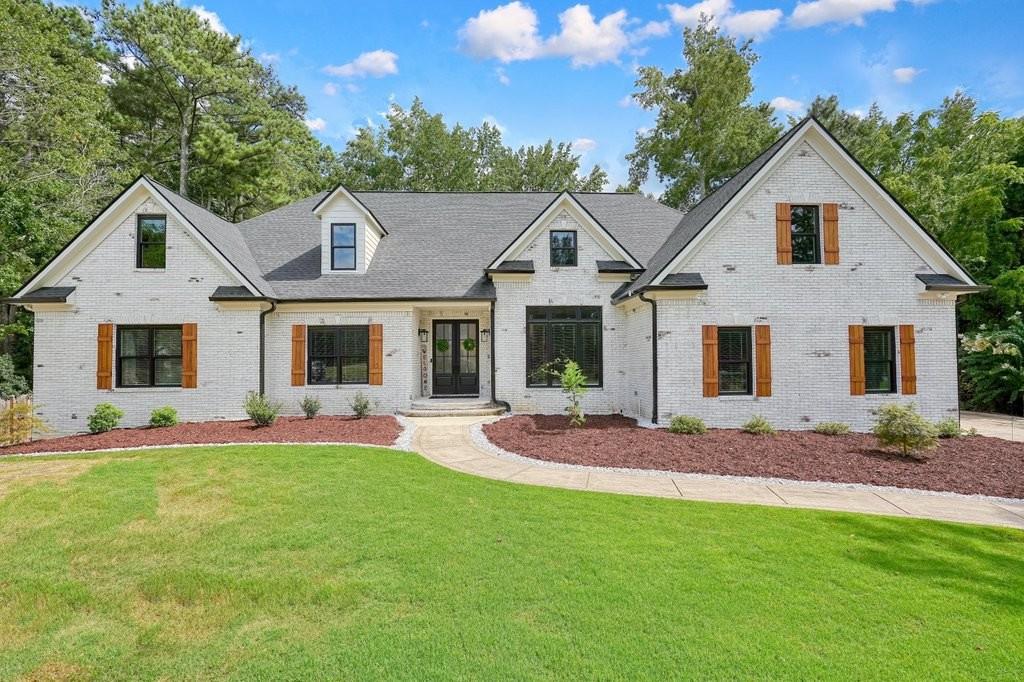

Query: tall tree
left=332, top=98, right=607, bottom=192
left=626, top=18, right=779, bottom=209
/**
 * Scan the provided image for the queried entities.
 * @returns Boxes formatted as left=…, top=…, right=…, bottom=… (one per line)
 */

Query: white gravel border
left=470, top=418, right=1024, bottom=506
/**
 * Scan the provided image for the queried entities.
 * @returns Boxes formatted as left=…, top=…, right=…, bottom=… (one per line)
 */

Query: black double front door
left=432, top=320, right=479, bottom=395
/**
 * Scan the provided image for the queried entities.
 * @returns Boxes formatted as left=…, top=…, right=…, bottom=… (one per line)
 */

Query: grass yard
left=0, top=445, right=1022, bottom=680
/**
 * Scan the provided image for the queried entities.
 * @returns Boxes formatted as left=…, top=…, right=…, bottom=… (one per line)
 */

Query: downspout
left=638, top=292, right=658, bottom=424
left=258, top=299, right=277, bottom=395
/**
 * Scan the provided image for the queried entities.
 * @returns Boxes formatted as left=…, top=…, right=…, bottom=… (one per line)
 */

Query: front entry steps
left=399, top=397, right=506, bottom=418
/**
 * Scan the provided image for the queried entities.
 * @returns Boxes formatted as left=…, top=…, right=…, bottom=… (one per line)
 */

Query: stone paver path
left=961, top=411, right=1024, bottom=442
left=411, top=416, right=1024, bottom=530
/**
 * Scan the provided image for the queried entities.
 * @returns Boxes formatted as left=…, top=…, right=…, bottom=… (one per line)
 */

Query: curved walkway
left=411, top=416, right=1024, bottom=530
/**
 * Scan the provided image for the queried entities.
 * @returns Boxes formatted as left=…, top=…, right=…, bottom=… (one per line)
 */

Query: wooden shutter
left=291, top=324, right=306, bottom=386
left=823, top=203, right=840, bottom=265
left=181, top=323, right=197, bottom=388
left=755, top=325, right=772, bottom=398
left=369, top=323, right=383, bottom=386
left=702, top=325, right=719, bottom=398
left=775, top=203, right=792, bottom=265
left=96, top=323, right=113, bottom=390
left=900, top=324, right=917, bottom=395
left=849, top=325, right=865, bottom=396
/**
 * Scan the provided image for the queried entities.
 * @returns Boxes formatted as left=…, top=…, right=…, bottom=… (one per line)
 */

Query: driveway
left=961, top=411, right=1024, bottom=442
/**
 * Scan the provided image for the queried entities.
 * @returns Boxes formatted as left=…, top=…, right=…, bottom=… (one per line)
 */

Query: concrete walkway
left=962, top=411, right=1024, bottom=443
left=410, top=416, right=1024, bottom=530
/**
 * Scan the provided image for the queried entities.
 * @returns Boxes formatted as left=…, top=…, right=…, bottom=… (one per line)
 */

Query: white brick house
left=7, top=118, right=982, bottom=434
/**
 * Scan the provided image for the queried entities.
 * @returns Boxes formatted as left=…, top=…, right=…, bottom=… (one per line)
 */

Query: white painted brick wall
left=34, top=198, right=261, bottom=434
left=654, top=141, right=960, bottom=430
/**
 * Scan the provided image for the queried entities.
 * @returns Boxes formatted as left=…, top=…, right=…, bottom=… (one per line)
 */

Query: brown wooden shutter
left=369, top=323, right=383, bottom=386
left=775, top=203, right=792, bottom=265
left=181, top=323, right=197, bottom=388
left=900, top=324, right=917, bottom=395
left=823, top=203, right=840, bottom=265
left=755, top=325, right=772, bottom=397
left=291, top=324, right=306, bottom=386
left=702, top=325, right=719, bottom=398
left=97, top=323, right=113, bottom=390
left=849, top=325, right=866, bottom=396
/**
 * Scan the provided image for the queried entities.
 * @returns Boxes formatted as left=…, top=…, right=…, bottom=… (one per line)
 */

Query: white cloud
left=770, top=96, right=805, bottom=112
left=665, top=1, right=782, bottom=40
left=258, top=52, right=280, bottom=64
left=572, top=137, right=597, bottom=153
left=790, top=0, right=897, bottom=28
left=495, top=67, right=511, bottom=85
left=345, top=83, right=362, bottom=94
left=191, top=5, right=229, bottom=35
left=458, top=3, right=669, bottom=68
left=722, top=9, right=783, bottom=39
left=324, top=50, right=399, bottom=78
left=892, top=66, right=922, bottom=83
left=617, top=94, right=635, bottom=107
left=304, top=117, right=327, bottom=132
left=322, top=83, right=338, bottom=96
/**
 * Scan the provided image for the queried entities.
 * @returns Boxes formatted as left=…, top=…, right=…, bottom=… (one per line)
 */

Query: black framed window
left=331, top=223, right=356, bottom=270
left=550, top=230, right=578, bottom=267
left=718, top=327, right=752, bottom=395
left=864, top=327, right=897, bottom=394
left=526, top=307, right=601, bottom=387
left=308, top=326, right=369, bottom=385
left=790, top=205, right=821, bottom=265
left=117, top=326, right=182, bottom=387
left=136, top=215, right=167, bottom=269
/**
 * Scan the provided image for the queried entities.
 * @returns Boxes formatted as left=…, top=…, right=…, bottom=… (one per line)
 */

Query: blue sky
left=81, top=0, right=1024, bottom=189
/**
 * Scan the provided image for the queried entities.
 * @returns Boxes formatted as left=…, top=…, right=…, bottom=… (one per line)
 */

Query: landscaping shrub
left=934, top=417, right=973, bottom=438
left=243, top=392, right=282, bottom=427
left=742, top=415, right=775, bottom=435
left=669, top=415, right=707, bottom=435
left=149, top=406, right=178, bottom=427
left=813, top=421, right=851, bottom=436
left=0, top=354, right=29, bottom=399
left=88, top=403, right=124, bottom=434
left=559, top=360, right=588, bottom=427
left=300, top=395, right=322, bottom=419
left=0, top=396, right=50, bottom=445
left=350, top=391, right=373, bottom=419
left=872, top=403, right=938, bottom=458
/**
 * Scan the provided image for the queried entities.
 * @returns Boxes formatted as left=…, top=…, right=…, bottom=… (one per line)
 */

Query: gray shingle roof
left=620, top=119, right=811, bottom=299
left=916, top=274, right=987, bottom=291
left=487, top=260, right=535, bottom=273
left=235, top=191, right=682, bottom=301
left=4, top=286, right=76, bottom=303
left=597, top=260, right=642, bottom=273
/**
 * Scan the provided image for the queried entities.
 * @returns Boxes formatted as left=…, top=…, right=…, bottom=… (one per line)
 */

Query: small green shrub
left=742, top=415, right=775, bottom=435
left=934, top=417, right=964, bottom=439
left=300, top=395, right=322, bottom=419
left=872, top=403, right=938, bottom=458
left=813, top=421, right=851, bottom=436
left=149, top=406, right=178, bottom=427
left=669, top=415, right=707, bottom=435
left=88, top=403, right=124, bottom=434
left=559, top=360, right=588, bottom=427
left=0, top=396, right=50, bottom=445
left=350, top=392, right=373, bottom=419
left=244, top=392, right=282, bottom=427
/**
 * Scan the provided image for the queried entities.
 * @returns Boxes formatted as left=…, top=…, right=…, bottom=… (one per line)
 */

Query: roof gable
left=312, top=184, right=387, bottom=235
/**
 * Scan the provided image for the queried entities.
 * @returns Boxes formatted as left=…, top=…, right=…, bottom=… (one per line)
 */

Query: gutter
left=638, top=292, right=658, bottom=424
left=258, top=299, right=277, bottom=395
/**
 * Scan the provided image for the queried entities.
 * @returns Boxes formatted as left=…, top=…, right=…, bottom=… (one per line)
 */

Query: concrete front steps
left=400, top=397, right=506, bottom=418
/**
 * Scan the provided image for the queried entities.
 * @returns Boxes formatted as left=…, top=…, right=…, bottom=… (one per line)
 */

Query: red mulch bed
left=0, top=415, right=403, bottom=456
left=483, top=415, right=1024, bottom=499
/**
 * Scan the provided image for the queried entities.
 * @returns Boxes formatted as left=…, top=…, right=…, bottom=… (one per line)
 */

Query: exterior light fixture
left=480, top=328, right=490, bottom=343
left=418, top=328, right=429, bottom=343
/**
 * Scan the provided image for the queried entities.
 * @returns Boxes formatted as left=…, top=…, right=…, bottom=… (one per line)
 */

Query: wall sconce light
left=418, top=328, right=429, bottom=343
left=480, top=328, right=490, bottom=343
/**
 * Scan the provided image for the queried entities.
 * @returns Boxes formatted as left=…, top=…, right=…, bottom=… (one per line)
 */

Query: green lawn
left=0, top=445, right=1022, bottom=680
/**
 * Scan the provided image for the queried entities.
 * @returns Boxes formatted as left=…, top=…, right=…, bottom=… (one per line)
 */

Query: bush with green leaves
left=813, top=421, right=851, bottom=436
left=872, top=403, right=938, bottom=458
left=350, top=392, right=373, bottom=419
left=531, top=358, right=588, bottom=427
left=88, top=403, right=124, bottom=434
left=934, top=417, right=973, bottom=439
left=960, top=312, right=1024, bottom=415
left=742, top=415, right=775, bottom=435
left=0, top=396, right=50, bottom=446
left=0, top=354, right=29, bottom=399
left=243, top=392, right=282, bottom=427
left=669, top=415, right=707, bottom=435
left=300, top=395, right=322, bottom=419
left=149, top=406, right=178, bottom=427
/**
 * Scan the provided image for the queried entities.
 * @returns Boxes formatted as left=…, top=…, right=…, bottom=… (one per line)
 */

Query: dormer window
left=136, top=215, right=167, bottom=269
left=790, top=205, right=821, bottom=264
left=550, top=230, right=577, bottom=267
left=331, top=223, right=356, bottom=270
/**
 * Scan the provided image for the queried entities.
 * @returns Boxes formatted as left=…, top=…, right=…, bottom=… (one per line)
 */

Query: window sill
left=527, top=385, right=603, bottom=391
left=716, top=394, right=757, bottom=401
left=304, top=383, right=371, bottom=389
left=109, top=386, right=184, bottom=393
left=132, top=268, right=167, bottom=273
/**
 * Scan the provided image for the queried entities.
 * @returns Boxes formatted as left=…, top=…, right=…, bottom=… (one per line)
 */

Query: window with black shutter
left=864, top=327, right=896, bottom=393
left=526, top=307, right=601, bottom=386
left=718, top=327, right=752, bottom=395
left=308, top=326, right=369, bottom=384
left=790, top=205, right=821, bottom=265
